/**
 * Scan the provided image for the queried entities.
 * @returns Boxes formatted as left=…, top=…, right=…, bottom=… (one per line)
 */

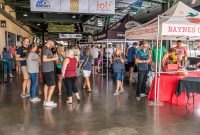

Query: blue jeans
left=29, top=73, right=38, bottom=99
left=4, top=60, right=12, bottom=75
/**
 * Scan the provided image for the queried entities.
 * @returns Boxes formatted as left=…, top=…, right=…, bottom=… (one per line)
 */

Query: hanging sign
left=59, top=34, right=82, bottom=39
left=30, top=0, right=115, bottom=14
left=48, top=24, right=74, bottom=33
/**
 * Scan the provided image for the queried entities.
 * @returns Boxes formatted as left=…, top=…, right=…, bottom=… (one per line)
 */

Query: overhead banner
left=48, top=24, right=74, bottom=33
left=30, top=0, right=61, bottom=12
left=61, top=0, right=89, bottom=13
left=88, top=0, right=115, bottom=14
left=30, top=0, right=115, bottom=14
left=59, top=34, right=82, bottom=39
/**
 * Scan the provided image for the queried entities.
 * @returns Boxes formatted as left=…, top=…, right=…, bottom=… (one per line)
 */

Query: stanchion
left=0, top=59, right=8, bottom=84
left=98, top=42, right=106, bottom=76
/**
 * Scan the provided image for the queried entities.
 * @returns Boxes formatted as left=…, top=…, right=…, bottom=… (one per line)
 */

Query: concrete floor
left=0, top=74, right=200, bottom=135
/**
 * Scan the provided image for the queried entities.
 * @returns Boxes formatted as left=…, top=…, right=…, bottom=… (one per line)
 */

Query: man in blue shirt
left=135, top=41, right=151, bottom=101
left=16, top=37, right=30, bottom=98
left=127, top=42, right=137, bottom=82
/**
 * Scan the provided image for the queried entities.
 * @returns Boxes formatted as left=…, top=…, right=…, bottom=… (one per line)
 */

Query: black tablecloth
left=176, top=77, right=200, bottom=96
left=188, top=57, right=200, bottom=65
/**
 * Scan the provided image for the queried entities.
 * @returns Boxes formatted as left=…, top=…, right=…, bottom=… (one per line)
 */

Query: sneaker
left=44, top=101, right=57, bottom=107
left=113, top=91, right=120, bottom=96
left=25, top=93, right=30, bottom=98
left=43, top=101, right=55, bottom=106
left=140, top=93, right=148, bottom=98
left=136, top=97, right=141, bottom=101
left=9, top=74, right=15, bottom=78
left=30, top=97, right=41, bottom=103
left=21, top=93, right=26, bottom=98
left=119, top=89, right=125, bottom=93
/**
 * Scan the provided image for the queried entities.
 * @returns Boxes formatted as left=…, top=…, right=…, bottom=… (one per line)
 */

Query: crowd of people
left=0, top=37, right=187, bottom=105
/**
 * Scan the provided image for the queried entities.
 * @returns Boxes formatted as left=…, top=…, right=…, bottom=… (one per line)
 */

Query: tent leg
left=149, top=15, right=163, bottom=107
left=106, top=39, right=108, bottom=76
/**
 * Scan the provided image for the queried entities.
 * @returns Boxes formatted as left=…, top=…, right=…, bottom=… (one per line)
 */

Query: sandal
left=86, top=89, right=92, bottom=92
left=77, top=99, right=81, bottom=102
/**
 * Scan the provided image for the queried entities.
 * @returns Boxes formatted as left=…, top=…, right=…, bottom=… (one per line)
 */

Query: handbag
left=77, top=58, right=89, bottom=76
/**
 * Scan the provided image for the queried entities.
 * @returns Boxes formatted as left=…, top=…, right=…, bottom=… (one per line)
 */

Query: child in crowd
left=27, top=43, right=41, bottom=103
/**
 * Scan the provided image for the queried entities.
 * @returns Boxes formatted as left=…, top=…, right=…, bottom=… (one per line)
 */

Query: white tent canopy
left=125, top=1, right=200, bottom=40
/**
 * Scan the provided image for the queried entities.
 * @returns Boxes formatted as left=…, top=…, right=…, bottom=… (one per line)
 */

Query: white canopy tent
left=125, top=1, right=200, bottom=41
left=125, top=1, right=200, bottom=105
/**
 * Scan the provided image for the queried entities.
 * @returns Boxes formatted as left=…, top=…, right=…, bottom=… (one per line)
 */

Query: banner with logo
left=88, top=0, right=115, bottom=14
left=48, top=24, right=74, bottom=33
left=30, top=0, right=61, bottom=12
left=30, top=0, right=115, bottom=14
left=61, top=0, right=89, bottom=13
left=59, top=34, right=82, bottom=39
left=162, top=23, right=200, bottom=37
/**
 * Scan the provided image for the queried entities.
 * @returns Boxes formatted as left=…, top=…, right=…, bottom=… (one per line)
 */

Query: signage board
left=30, top=0, right=115, bottom=14
left=59, top=34, right=82, bottom=39
left=30, top=0, right=61, bottom=12
left=48, top=24, right=75, bottom=33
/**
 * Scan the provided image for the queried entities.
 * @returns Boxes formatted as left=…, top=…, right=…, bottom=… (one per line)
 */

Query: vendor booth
left=125, top=1, right=200, bottom=106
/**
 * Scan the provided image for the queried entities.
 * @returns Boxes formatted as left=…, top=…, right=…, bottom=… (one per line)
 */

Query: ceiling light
left=23, top=13, right=28, bottom=17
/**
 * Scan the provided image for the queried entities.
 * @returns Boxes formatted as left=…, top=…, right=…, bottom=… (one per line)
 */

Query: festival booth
left=93, top=15, right=140, bottom=74
left=125, top=1, right=200, bottom=106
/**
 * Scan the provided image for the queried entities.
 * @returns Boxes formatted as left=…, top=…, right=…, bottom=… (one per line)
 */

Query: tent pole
left=157, top=36, right=163, bottom=102
left=152, top=15, right=160, bottom=105
left=106, top=39, right=109, bottom=75
left=102, top=42, right=104, bottom=75
left=124, top=39, right=126, bottom=56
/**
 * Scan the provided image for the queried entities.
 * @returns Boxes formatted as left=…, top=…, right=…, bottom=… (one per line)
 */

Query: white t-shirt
left=91, top=47, right=100, bottom=59
left=105, top=48, right=113, bottom=58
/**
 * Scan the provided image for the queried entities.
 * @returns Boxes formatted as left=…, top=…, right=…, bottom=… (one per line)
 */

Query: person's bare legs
left=26, top=78, right=31, bottom=94
left=83, top=78, right=87, bottom=89
left=120, top=81, right=124, bottom=90
left=86, top=77, right=91, bottom=91
left=46, top=86, right=56, bottom=102
left=44, top=85, right=49, bottom=101
left=57, top=75, right=62, bottom=95
left=95, top=66, right=98, bottom=74
left=116, top=81, right=121, bottom=92
left=129, top=67, right=133, bottom=81
left=22, top=79, right=28, bottom=94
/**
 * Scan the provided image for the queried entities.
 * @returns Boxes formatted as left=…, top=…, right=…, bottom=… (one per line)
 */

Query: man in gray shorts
left=42, top=40, right=58, bottom=107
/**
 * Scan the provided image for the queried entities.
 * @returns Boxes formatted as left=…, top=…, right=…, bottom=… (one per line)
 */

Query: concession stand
left=125, top=1, right=200, bottom=106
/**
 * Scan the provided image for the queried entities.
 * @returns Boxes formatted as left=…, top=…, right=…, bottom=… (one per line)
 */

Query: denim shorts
left=114, top=72, right=123, bottom=81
